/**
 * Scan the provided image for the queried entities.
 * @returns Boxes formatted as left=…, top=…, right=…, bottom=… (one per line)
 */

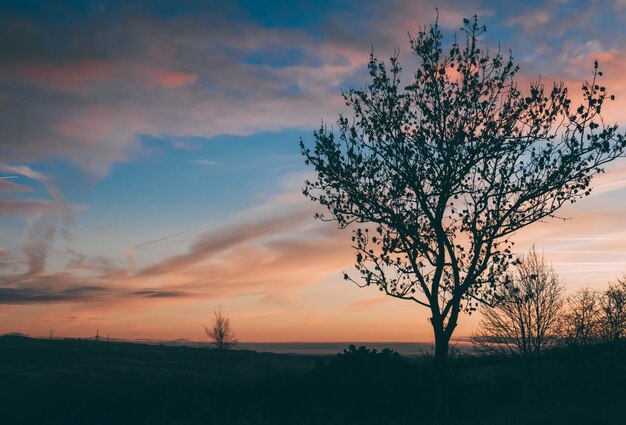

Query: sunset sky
left=2, top=0, right=626, bottom=342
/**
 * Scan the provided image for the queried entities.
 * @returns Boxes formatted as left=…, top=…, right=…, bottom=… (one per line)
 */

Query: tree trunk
left=433, top=330, right=451, bottom=425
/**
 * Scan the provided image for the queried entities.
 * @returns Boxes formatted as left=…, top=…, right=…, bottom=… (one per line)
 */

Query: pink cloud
left=0, top=196, right=353, bottom=308
left=155, top=70, right=198, bottom=89
left=56, top=117, right=110, bottom=141
left=506, top=9, right=552, bottom=33
left=136, top=208, right=313, bottom=277
left=9, top=60, right=115, bottom=92
left=173, top=229, right=352, bottom=297
left=347, top=297, right=392, bottom=312
left=2, top=1, right=624, bottom=182
left=0, top=12, right=362, bottom=176
left=0, top=199, right=66, bottom=215
left=9, top=59, right=199, bottom=92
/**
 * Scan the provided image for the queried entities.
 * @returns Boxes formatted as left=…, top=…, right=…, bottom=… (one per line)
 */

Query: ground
left=0, top=335, right=624, bottom=424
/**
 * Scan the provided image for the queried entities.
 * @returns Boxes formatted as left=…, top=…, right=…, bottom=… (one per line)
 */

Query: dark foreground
left=1, top=336, right=624, bottom=425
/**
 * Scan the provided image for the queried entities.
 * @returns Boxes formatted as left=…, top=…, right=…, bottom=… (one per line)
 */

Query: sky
left=2, top=0, right=626, bottom=342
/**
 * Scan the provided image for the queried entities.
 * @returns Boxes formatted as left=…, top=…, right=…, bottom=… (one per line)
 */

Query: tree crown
left=302, top=16, right=626, bottom=335
left=205, top=305, right=237, bottom=350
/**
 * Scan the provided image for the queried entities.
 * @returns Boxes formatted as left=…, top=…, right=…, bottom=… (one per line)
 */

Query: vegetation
left=2, top=12, right=624, bottom=425
left=472, top=249, right=564, bottom=392
left=204, top=305, right=237, bottom=350
left=1, top=335, right=624, bottom=425
left=599, top=277, right=626, bottom=342
left=560, top=277, right=626, bottom=346
left=560, top=286, right=601, bottom=346
left=301, top=17, right=626, bottom=419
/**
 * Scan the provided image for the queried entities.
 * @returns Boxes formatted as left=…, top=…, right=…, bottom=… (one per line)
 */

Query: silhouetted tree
left=560, top=287, right=600, bottom=346
left=471, top=249, right=564, bottom=392
left=599, top=277, right=626, bottom=343
left=205, top=305, right=237, bottom=350
left=301, top=15, right=626, bottom=422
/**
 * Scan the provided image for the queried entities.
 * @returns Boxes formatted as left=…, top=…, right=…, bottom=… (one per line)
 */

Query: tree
left=301, top=15, right=626, bottom=422
left=599, top=277, right=626, bottom=343
left=471, top=249, right=564, bottom=392
left=560, top=287, right=600, bottom=346
left=205, top=305, right=237, bottom=350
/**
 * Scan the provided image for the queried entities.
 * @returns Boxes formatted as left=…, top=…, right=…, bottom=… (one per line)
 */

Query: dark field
left=1, top=335, right=624, bottom=425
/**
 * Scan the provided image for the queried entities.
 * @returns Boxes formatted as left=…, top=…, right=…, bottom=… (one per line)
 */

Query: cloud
left=170, top=225, right=353, bottom=299
left=190, top=159, right=221, bottom=166
left=2, top=0, right=619, bottom=179
left=126, top=230, right=192, bottom=271
left=0, top=7, right=354, bottom=177
left=588, top=163, right=626, bottom=196
left=154, top=70, right=198, bottom=89
left=131, top=290, right=188, bottom=298
left=0, top=164, right=69, bottom=208
left=21, top=215, right=57, bottom=276
left=0, top=178, right=32, bottom=192
left=0, top=284, right=190, bottom=304
left=0, top=164, right=77, bottom=276
left=136, top=207, right=314, bottom=277
left=0, top=286, right=112, bottom=304
left=347, top=297, right=392, bottom=312
left=0, top=190, right=353, bottom=308
left=506, top=9, right=552, bottom=33
left=0, top=199, right=67, bottom=215
left=0, top=0, right=497, bottom=178
left=8, top=60, right=115, bottom=92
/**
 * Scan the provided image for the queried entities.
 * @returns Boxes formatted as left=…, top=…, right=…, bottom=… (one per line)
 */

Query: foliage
left=301, top=15, right=626, bottom=366
left=324, top=344, right=408, bottom=375
left=309, top=345, right=419, bottom=423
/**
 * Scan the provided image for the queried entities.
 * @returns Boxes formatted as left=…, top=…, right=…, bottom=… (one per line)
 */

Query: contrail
left=126, top=230, right=192, bottom=271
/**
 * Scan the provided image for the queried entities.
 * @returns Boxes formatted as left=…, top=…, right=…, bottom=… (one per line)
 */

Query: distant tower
left=95, top=329, right=100, bottom=342
left=49, top=329, right=53, bottom=340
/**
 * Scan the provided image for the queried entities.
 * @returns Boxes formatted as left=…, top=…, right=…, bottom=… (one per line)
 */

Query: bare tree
left=301, top=15, right=626, bottom=422
left=471, top=249, right=564, bottom=391
left=205, top=305, right=237, bottom=350
left=599, top=277, right=626, bottom=343
left=560, top=287, right=601, bottom=346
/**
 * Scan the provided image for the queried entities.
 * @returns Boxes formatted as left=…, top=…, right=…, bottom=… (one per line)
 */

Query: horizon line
left=3, top=332, right=473, bottom=345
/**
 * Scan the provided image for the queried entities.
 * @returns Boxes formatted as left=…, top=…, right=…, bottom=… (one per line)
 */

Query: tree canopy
left=205, top=305, right=237, bottom=350
left=301, top=17, right=626, bottom=359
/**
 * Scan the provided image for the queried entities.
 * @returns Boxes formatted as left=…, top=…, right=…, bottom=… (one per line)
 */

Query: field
left=1, top=335, right=625, bottom=424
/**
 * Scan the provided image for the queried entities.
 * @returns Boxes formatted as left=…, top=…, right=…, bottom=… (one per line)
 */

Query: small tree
left=599, top=277, right=626, bottom=343
left=301, top=15, right=626, bottom=421
left=560, top=287, right=600, bottom=346
left=471, top=249, right=564, bottom=391
left=205, top=305, right=237, bottom=350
